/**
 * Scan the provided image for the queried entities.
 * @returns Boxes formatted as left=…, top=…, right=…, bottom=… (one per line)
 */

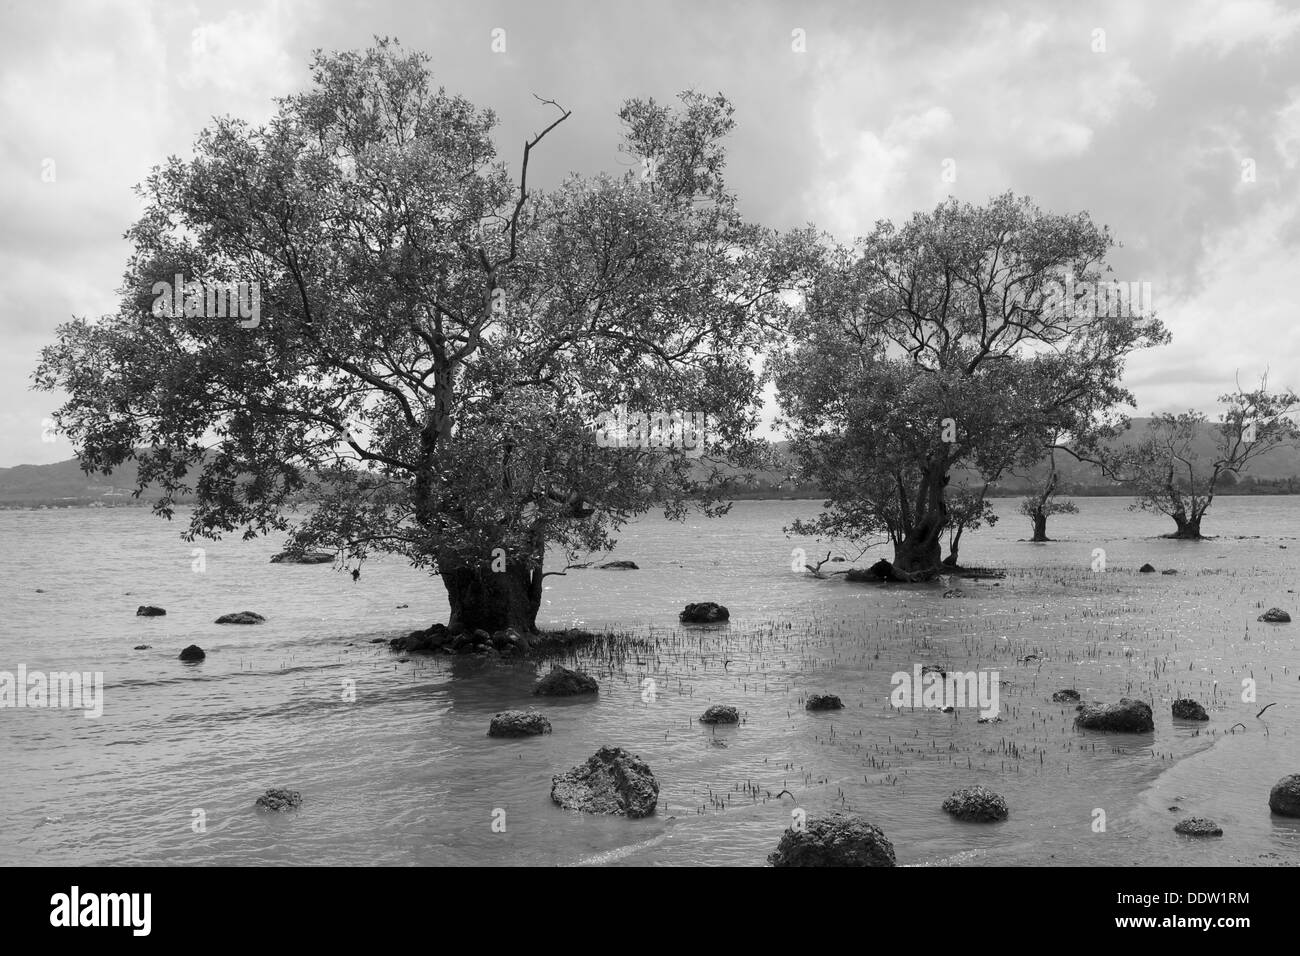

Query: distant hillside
left=6, top=419, right=1299, bottom=508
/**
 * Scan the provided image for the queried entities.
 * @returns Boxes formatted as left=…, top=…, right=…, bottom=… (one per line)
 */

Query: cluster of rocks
left=1052, top=689, right=1081, bottom=703
left=391, top=623, right=532, bottom=657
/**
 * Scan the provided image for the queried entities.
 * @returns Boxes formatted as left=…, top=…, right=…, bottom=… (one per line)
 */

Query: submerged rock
left=679, top=602, right=729, bottom=624
left=488, top=710, right=552, bottom=737
left=269, top=551, right=333, bottom=564
left=1075, top=698, right=1154, bottom=732
left=550, top=746, right=658, bottom=817
left=1174, top=817, right=1223, bottom=837
left=1161, top=569, right=1178, bottom=575
left=767, top=810, right=896, bottom=867
left=1172, top=698, right=1209, bottom=721
left=598, top=560, right=638, bottom=570
left=699, top=704, right=740, bottom=724
left=135, top=605, right=166, bottom=617
left=1258, top=608, right=1291, bottom=623
left=921, top=664, right=946, bottom=678
left=1139, top=563, right=1156, bottom=573
left=255, top=788, right=302, bottom=812
left=178, top=644, right=205, bottom=662
left=132, top=644, right=152, bottom=650
left=1268, top=774, right=1300, bottom=817
left=942, top=785, right=1009, bottom=822
left=215, top=611, right=265, bottom=625
left=533, top=664, right=598, bottom=697
left=390, top=624, right=451, bottom=653
left=1052, top=689, right=1081, bottom=703
left=805, top=693, right=843, bottom=711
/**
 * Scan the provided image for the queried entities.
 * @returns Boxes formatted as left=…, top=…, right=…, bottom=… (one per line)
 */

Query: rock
left=679, top=602, right=729, bottom=624
left=1174, top=817, right=1223, bottom=837
left=255, top=788, right=302, bottom=811
left=269, top=551, right=333, bottom=564
left=699, top=705, right=740, bottom=724
left=767, top=809, right=896, bottom=867
left=132, top=644, right=152, bottom=650
left=1139, top=563, right=1156, bottom=573
left=1171, top=698, right=1209, bottom=721
left=369, top=638, right=386, bottom=644
left=389, top=624, right=451, bottom=653
left=942, top=785, right=1009, bottom=822
left=1052, top=689, right=1081, bottom=703
left=1161, top=569, right=1178, bottom=575
left=598, top=561, right=639, bottom=570
left=533, top=664, right=598, bottom=697
left=1268, top=774, right=1300, bottom=817
left=921, top=664, right=946, bottom=678
left=488, top=710, right=552, bottom=737
left=1075, top=698, right=1155, bottom=732
left=135, top=605, right=166, bottom=617
left=1258, top=608, right=1291, bottom=623
left=215, top=611, right=265, bottom=625
left=805, top=693, right=843, bottom=711
left=550, top=746, right=658, bottom=817
left=940, top=705, right=954, bottom=714
left=178, top=644, right=205, bottom=662
left=977, top=715, right=1001, bottom=724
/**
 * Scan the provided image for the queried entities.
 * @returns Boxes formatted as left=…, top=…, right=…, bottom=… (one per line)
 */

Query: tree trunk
left=1169, top=510, right=1203, bottom=539
left=440, top=559, right=542, bottom=633
left=1031, top=511, right=1049, bottom=542
left=893, top=521, right=944, bottom=576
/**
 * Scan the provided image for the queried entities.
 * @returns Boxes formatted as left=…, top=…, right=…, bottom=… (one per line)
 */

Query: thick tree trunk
left=1169, top=510, right=1203, bottom=539
left=1031, top=512, right=1049, bottom=542
left=893, top=522, right=944, bottom=577
left=440, top=560, right=542, bottom=633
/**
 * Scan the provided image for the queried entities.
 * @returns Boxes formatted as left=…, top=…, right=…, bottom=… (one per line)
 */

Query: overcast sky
left=3, top=0, right=1299, bottom=467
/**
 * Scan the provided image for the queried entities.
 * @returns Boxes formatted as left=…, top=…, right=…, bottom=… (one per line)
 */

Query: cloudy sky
left=2, top=0, right=1299, bottom=467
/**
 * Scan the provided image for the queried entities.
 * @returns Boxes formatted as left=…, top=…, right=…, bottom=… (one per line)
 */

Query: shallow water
left=1, top=497, right=1297, bottom=866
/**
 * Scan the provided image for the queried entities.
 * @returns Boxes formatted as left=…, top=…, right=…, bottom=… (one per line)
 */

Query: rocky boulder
left=1268, top=773, right=1300, bottom=817
left=269, top=551, right=333, bottom=564
left=1052, top=689, right=1081, bottom=703
left=1139, top=563, right=1156, bottom=573
left=767, top=810, right=896, bottom=867
left=1171, top=698, right=1209, bottom=721
left=533, top=664, right=599, bottom=697
left=805, top=693, right=844, bottom=711
left=1174, top=817, right=1223, bottom=837
left=488, top=710, right=552, bottom=737
left=942, top=785, right=1009, bottom=822
left=178, top=645, right=205, bottom=662
left=1258, top=608, right=1291, bottom=623
left=598, top=561, right=638, bottom=570
left=1075, top=698, right=1154, bottom=732
left=679, top=602, right=729, bottom=624
left=135, top=605, right=166, bottom=617
left=255, top=788, right=302, bottom=811
left=215, top=611, right=265, bottom=625
left=699, top=705, right=740, bottom=724
left=550, top=746, right=658, bottom=817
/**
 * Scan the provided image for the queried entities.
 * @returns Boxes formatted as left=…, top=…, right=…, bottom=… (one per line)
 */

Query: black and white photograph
left=0, top=0, right=1294, bottom=931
